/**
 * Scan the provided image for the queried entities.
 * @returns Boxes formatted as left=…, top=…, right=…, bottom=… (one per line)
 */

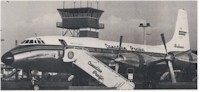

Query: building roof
left=57, top=7, right=104, bottom=13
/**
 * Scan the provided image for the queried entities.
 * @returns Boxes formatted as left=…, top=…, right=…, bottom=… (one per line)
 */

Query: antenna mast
left=90, top=2, right=92, bottom=7
left=87, top=0, right=89, bottom=7
left=63, top=0, right=65, bottom=9
left=80, top=0, right=82, bottom=8
left=74, top=2, right=76, bottom=8
left=97, top=1, right=99, bottom=9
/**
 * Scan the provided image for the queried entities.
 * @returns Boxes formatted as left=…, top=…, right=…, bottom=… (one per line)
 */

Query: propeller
left=161, top=33, right=177, bottom=83
left=113, top=36, right=124, bottom=72
left=115, top=35, right=124, bottom=61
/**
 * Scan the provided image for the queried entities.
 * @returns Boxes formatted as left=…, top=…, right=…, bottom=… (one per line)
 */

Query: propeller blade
left=161, top=33, right=168, bottom=54
left=161, top=33, right=177, bottom=83
left=118, top=36, right=123, bottom=56
left=167, top=60, right=177, bottom=83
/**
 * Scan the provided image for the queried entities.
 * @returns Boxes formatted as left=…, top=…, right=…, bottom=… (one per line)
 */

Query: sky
left=1, top=0, right=197, bottom=55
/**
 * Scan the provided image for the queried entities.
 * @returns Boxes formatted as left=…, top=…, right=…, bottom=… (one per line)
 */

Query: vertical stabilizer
left=167, top=9, right=190, bottom=52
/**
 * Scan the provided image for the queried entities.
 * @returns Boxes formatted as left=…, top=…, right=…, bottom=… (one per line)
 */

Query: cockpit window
left=20, top=38, right=45, bottom=45
left=25, top=40, right=29, bottom=43
left=29, top=40, right=33, bottom=43
left=37, top=40, right=41, bottom=44
left=41, top=40, right=45, bottom=44
left=21, top=40, right=26, bottom=44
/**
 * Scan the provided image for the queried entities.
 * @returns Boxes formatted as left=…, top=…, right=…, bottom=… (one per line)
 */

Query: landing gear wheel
left=33, top=85, right=39, bottom=90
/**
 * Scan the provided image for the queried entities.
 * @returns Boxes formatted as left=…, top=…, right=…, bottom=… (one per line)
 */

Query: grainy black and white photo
left=1, top=0, right=197, bottom=90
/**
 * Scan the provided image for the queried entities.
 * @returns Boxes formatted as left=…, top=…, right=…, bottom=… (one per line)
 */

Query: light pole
left=139, top=23, right=151, bottom=50
left=139, top=23, right=151, bottom=44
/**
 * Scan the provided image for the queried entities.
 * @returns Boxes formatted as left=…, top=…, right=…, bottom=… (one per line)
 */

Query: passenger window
left=29, top=40, right=33, bottom=43
left=34, top=40, right=37, bottom=43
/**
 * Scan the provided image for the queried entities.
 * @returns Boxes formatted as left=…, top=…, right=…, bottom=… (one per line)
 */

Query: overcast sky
left=1, top=0, right=197, bottom=55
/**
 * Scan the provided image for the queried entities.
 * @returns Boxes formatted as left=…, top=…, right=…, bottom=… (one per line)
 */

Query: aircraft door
left=59, top=39, right=67, bottom=48
left=58, top=39, right=68, bottom=58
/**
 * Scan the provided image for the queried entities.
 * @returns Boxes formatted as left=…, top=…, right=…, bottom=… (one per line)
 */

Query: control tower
left=56, top=7, right=104, bottom=38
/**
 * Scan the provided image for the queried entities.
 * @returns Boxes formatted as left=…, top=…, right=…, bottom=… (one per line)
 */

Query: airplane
left=1, top=9, right=197, bottom=85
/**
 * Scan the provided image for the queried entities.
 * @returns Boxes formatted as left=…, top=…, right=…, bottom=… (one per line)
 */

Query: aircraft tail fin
left=167, top=9, right=190, bottom=52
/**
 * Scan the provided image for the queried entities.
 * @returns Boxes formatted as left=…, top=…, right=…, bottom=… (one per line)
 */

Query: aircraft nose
left=1, top=52, right=14, bottom=65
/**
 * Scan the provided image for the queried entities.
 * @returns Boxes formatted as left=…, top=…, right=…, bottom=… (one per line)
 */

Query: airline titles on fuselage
left=105, top=43, right=145, bottom=52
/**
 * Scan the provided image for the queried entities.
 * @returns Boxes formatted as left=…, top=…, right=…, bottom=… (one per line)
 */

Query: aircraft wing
left=173, top=51, right=197, bottom=69
left=93, top=50, right=197, bottom=69
left=174, top=50, right=197, bottom=63
left=116, top=52, right=165, bottom=67
left=115, top=50, right=197, bottom=68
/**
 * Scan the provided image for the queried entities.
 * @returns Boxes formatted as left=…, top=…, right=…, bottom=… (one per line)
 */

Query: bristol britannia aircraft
left=1, top=9, right=197, bottom=83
